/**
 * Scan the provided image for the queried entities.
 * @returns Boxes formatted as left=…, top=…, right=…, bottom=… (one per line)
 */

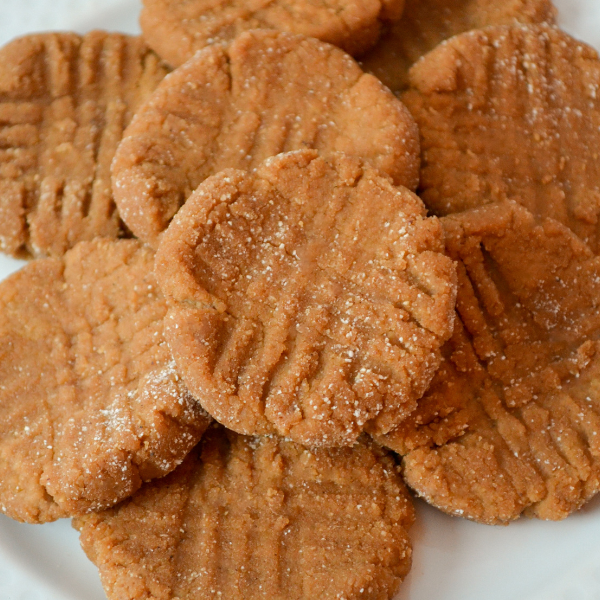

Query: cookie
left=140, top=0, right=406, bottom=68
left=360, top=0, right=556, bottom=94
left=0, top=239, right=210, bottom=524
left=155, top=150, right=457, bottom=447
left=402, top=24, right=600, bottom=253
left=112, top=30, right=420, bottom=248
left=0, top=31, right=169, bottom=258
left=376, top=202, right=600, bottom=524
left=75, top=426, right=415, bottom=600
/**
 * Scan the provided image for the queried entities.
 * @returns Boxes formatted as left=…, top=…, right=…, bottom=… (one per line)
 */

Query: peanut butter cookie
left=0, top=239, right=210, bottom=523
left=75, top=426, right=415, bottom=600
left=0, top=31, right=169, bottom=258
left=403, top=24, right=600, bottom=253
left=376, top=202, right=600, bottom=524
left=155, top=150, right=457, bottom=447
left=140, top=0, right=406, bottom=68
left=112, top=30, right=420, bottom=248
left=361, top=0, right=555, bottom=93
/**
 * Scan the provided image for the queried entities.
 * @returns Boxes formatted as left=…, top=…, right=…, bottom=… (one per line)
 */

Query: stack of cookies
left=0, top=0, right=599, bottom=598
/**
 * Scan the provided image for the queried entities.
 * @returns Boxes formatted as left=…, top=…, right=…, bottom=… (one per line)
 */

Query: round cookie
left=75, top=426, right=415, bottom=600
left=155, top=150, right=457, bottom=447
left=0, top=31, right=169, bottom=258
left=402, top=24, right=600, bottom=253
left=376, top=201, right=600, bottom=524
left=112, top=30, right=420, bottom=248
left=360, top=0, right=555, bottom=94
left=0, top=239, right=210, bottom=523
left=140, top=0, right=406, bottom=68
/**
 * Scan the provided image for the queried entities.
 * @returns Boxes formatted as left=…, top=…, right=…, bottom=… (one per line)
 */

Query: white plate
left=1, top=1, right=600, bottom=599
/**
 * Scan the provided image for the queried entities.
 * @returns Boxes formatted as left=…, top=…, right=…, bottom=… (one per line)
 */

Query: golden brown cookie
left=360, top=0, right=556, bottom=94
left=402, top=24, right=600, bottom=253
left=376, top=201, right=600, bottom=524
left=0, top=239, right=210, bottom=524
left=112, top=30, right=420, bottom=248
left=75, top=426, right=415, bottom=600
left=0, top=31, right=169, bottom=258
left=140, top=0, right=406, bottom=68
left=155, top=150, right=457, bottom=447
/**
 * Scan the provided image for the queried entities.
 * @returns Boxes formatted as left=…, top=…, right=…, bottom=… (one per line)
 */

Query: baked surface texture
left=155, top=150, right=457, bottom=447
left=0, top=31, right=169, bottom=257
left=75, top=426, right=415, bottom=600
left=376, top=202, right=600, bottom=524
left=112, top=30, right=420, bottom=248
left=140, top=0, right=406, bottom=67
left=0, top=239, right=210, bottom=523
left=360, top=0, right=556, bottom=93
left=402, top=24, right=600, bottom=252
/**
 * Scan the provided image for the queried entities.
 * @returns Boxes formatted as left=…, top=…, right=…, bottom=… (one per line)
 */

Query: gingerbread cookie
left=0, top=239, right=210, bottom=523
left=0, top=31, right=169, bottom=258
left=112, top=30, right=420, bottom=248
left=360, top=0, right=556, bottom=94
left=75, top=426, right=415, bottom=600
left=140, top=0, right=406, bottom=68
left=403, top=24, right=600, bottom=253
left=155, top=150, right=457, bottom=447
left=376, top=202, right=600, bottom=524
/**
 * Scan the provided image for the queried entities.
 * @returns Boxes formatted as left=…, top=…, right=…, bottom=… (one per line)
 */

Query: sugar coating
left=376, top=201, right=600, bottom=524
left=75, top=426, right=415, bottom=600
left=0, top=31, right=169, bottom=258
left=0, top=239, right=210, bottom=523
left=403, top=23, right=600, bottom=253
left=140, top=0, right=407, bottom=67
left=112, top=30, right=420, bottom=248
left=155, top=150, right=457, bottom=447
left=361, top=0, right=555, bottom=94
